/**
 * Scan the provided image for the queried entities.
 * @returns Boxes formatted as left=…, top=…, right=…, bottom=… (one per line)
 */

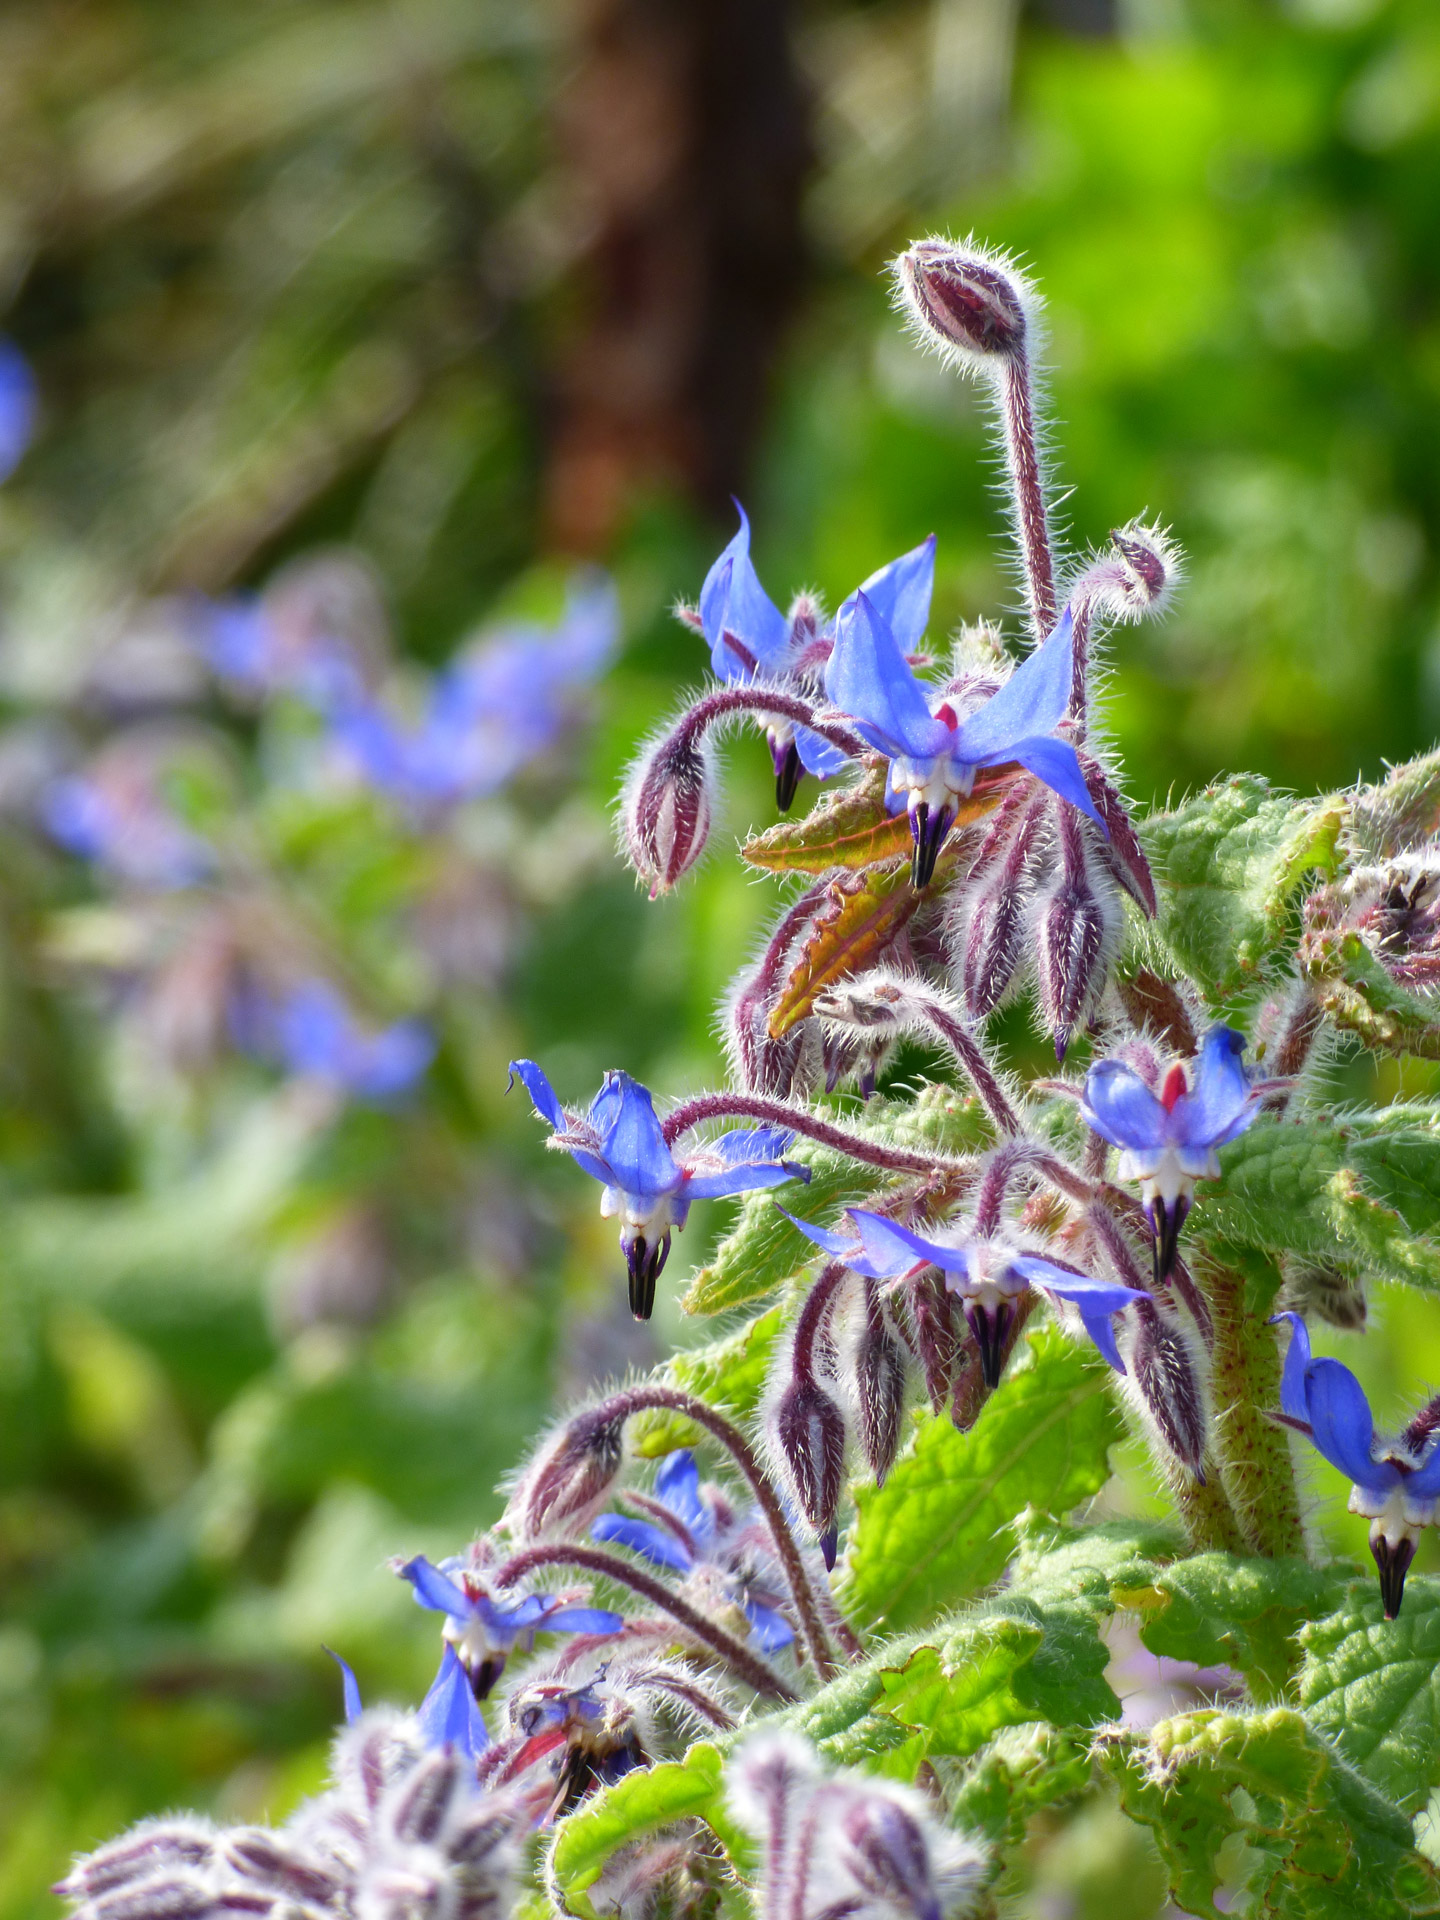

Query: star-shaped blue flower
left=328, top=1643, right=491, bottom=1761
left=394, top=1553, right=624, bottom=1697
left=509, top=1061, right=809, bottom=1319
left=1082, top=1027, right=1261, bottom=1282
left=823, top=592, right=1101, bottom=886
left=782, top=1204, right=1135, bottom=1389
left=592, top=1450, right=795, bottom=1654
left=1272, top=1311, right=1440, bottom=1619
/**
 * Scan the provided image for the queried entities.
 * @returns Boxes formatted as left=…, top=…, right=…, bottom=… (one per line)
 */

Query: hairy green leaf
left=1347, top=747, right=1440, bottom=860
left=839, top=1327, right=1124, bottom=1633
left=1299, top=1577, right=1440, bottom=1816
left=549, top=1744, right=729, bottom=1920
left=1303, top=928, right=1440, bottom=1059
left=948, top=1722, right=1093, bottom=1856
left=1122, top=1552, right=1347, bottom=1700
left=1105, top=1707, right=1439, bottom=1920
left=1141, top=775, right=1342, bottom=1000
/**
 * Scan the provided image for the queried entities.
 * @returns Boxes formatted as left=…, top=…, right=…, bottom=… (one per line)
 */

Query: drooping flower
left=232, top=978, right=435, bottom=1104
left=1272, top=1311, right=1440, bottom=1619
left=330, top=1643, right=491, bottom=1762
left=592, top=1449, right=795, bottom=1653
left=697, top=506, right=934, bottom=808
left=0, top=338, right=38, bottom=483
left=782, top=1205, right=1135, bottom=1389
left=1081, top=1026, right=1262, bottom=1282
left=824, top=592, right=1102, bottom=886
left=509, top=1060, right=809, bottom=1318
left=394, top=1551, right=623, bottom=1698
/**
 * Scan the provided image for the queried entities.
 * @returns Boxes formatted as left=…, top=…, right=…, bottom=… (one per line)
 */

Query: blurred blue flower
left=192, top=593, right=370, bottom=713
left=1081, top=1027, right=1261, bottom=1279
left=1272, top=1311, right=1440, bottom=1618
left=824, top=595, right=1100, bottom=885
left=41, top=772, right=213, bottom=891
left=782, top=1204, right=1135, bottom=1388
left=0, top=339, right=38, bottom=483
left=592, top=1449, right=795, bottom=1653
left=395, top=1552, right=623, bottom=1697
left=232, top=978, right=434, bottom=1103
left=509, top=1060, right=807, bottom=1319
left=335, top=574, right=618, bottom=810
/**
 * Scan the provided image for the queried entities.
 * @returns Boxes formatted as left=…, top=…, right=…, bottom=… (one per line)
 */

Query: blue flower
left=394, top=1552, right=624, bottom=1697
left=1081, top=1028, right=1261, bottom=1281
left=41, top=773, right=213, bottom=891
left=327, top=1643, right=490, bottom=1761
left=0, top=340, right=38, bottom=483
left=509, top=1060, right=809, bottom=1319
left=781, top=1204, right=1136, bottom=1389
left=232, top=979, right=434, bottom=1104
left=698, top=507, right=935, bottom=807
left=1272, top=1311, right=1440, bottom=1619
left=334, top=575, right=617, bottom=810
left=823, top=593, right=1101, bottom=886
left=591, top=1449, right=795, bottom=1654
left=192, top=594, right=369, bottom=713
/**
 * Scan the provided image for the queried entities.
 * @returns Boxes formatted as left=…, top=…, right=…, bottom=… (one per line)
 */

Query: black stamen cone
left=908, top=802, right=955, bottom=889
left=1373, top=1533, right=1416, bottom=1621
left=1149, top=1194, right=1191, bottom=1286
left=626, top=1232, right=671, bottom=1320
left=966, top=1302, right=1014, bottom=1391
left=471, top=1655, right=505, bottom=1700
left=819, top=1524, right=839, bottom=1571
left=773, top=739, right=804, bottom=812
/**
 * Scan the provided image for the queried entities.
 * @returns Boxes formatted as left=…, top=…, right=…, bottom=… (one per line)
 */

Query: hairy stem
left=911, top=999, right=1020, bottom=1136
left=675, top=686, right=866, bottom=760
left=1169, top=1459, right=1248, bottom=1556
left=1203, top=1262, right=1305, bottom=1558
left=1002, top=352, right=1056, bottom=641
left=497, top=1542, right=797, bottom=1701
left=663, top=1091, right=972, bottom=1179
left=581, top=1382, right=852, bottom=1673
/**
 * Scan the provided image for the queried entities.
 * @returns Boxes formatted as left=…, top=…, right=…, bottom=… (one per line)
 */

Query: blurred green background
left=1, top=2, right=1439, bottom=1918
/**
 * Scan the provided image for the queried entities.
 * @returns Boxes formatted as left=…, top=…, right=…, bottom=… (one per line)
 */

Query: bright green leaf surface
left=550, top=1744, right=728, bottom=1920
left=1299, top=1577, right=1440, bottom=1817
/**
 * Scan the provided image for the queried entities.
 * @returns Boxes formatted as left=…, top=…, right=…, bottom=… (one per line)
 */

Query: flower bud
left=384, top=1748, right=466, bottom=1847
left=768, top=1377, right=849, bottom=1569
left=838, top=1796, right=944, bottom=1920
left=1034, top=830, right=1121, bottom=1061
left=848, top=1282, right=909, bottom=1487
left=893, top=239, right=1030, bottom=368
left=953, top=795, right=1047, bottom=1018
left=906, top=1270, right=960, bottom=1414
left=507, top=1403, right=628, bottom=1540
left=620, top=720, right=718, bottom=897
left=222, top=1832, right=343, bottom=1907
left=1277, top=1255, right=1367, bottom=1333
left=1128, top=1299, right=1208, bottom=1479
left=56, top=1825, right=218, bottom=1903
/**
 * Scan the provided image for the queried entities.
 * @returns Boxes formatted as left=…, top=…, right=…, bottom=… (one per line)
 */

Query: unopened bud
left=893, top=239, right=1031, bottom=368
left=906, top=1270, right=959, bottom=1414
left=222, top=1834, right=341, bottom=1907
left=620, top=721, right=717, bottom=897
left=386, top=1748, right=466, bottom=1846
left=954, top=796, right=1047, bottom=1018
left=1107, top=521, right=1180, bottom=618
left=84, top=1876, right=217, bottom=1920
left=1034, top=863, right=1118, bottom=1062
left=57, top=1827, right=217, bottom=1902
left=1277, top=1256, right=1367, bottom=1333
left=769, top=1377, right=849, bottom=1569
left=508, top=1403, right=627, bottom=1540
left=848, top=1282, right=909, bottom=1486
left=1078, top=756, right=1157, bottom=917
left=839, top=1796, right=943, bottom=1920
left=1129, top=1300, right=1208, bottom=1479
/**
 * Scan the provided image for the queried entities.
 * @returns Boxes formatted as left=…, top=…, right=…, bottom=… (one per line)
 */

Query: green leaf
left=838, top=1327, right=1124, bottom=1633
left=741, top=762, right=1013, bottom=875
left=1104, top=1707, right=1440, bottom=1920
left=549, top=1744, right=729, bottom=1920
left=948, top=1722, right=1093, bottom=1856
left=632, top=1305, right=785, bottom=1456
left=1347, top=748, right=1440, bottom=860
left=1304, top=928, right=1440, bottom=1059
left=1141, top=775, right=1342, bottom=1000
left=1123, top=1552, right=1347, bottom=1700
left=684, top=1086, right=993, bottom=1316
left=1299, top=1576, right=1440, bottom=1817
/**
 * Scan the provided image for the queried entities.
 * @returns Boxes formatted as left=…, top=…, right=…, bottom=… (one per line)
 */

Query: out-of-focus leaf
left=1301, top=927, right=1440, bottom=1060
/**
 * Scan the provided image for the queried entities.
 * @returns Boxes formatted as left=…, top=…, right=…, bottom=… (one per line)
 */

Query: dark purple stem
left=496, top=1542, right=796, bottom=1701
left=1003, top=352, right=1056, bottom=641
left=663, top=1092, right=969, bottom=1178
left=1067, top=597, right=1094, bottom=733
left=972, top=1140, right=1095, bottom=1236
left=913, top=1000, right=1020, bottom=1136
left=676, top=687, right=866, bottom=761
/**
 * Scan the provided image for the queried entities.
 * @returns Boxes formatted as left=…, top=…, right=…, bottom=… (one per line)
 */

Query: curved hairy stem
left=675, top=686, right=866, bottom=760
left=663, top=1091, right=973, bottom=1180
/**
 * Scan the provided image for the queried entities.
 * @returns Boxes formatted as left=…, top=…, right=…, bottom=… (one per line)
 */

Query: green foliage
left=1126, top=1552, right=1349, bottom=1702
left=549, top=1745, right=732, bottom=1920
left=1299, top=1578, right=1440, bottom=1817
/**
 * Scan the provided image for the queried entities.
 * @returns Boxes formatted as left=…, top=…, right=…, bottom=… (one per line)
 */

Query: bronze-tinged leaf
left=768, top=866, right=923, bottom=1036
left=744, top=761, right=1016, bottom=875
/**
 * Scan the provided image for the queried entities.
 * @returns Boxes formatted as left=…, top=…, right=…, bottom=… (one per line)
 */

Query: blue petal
left=1304, top=1356, right=1396, bottom=1491
left=991, top=735, right=1105, bottom=831
left=397, top=1554, right=474, bottom=1620
left=1081, top=1060, right=1168, bottom=1151
left=536, top=1602, right=626, bottom=1637
left=699, top=505, right=789, bottom=679
left=593, top=1073, right=682, bottom=1199
left=775, top=1206, right=864, bottom=1262
left=549, top=573, right=620, bottom=681
left=325, top=1647, right=363, bottom=1725
left=851, top=535, right=936, bottom=657
left=824, top=591, right=951, bottom=761
left=794, top=725, right=852, bottom=778
left=953, top=610, right=1074, bottom=762
left=744, top=1601, right=796, bottom=1653
left=352, top=1020, right=435, bottom=1103
left=1174, top=1027, right=1255, bottom=1149
left=1401, top=1448, right=1440, bottom=1499
left=704, top=1126, right=798, bottom=1168
left=1272, top=1312, right=1313, bottom=1422
left=655, top=1449, right=711, bottom=1538
left=1076, top=1305, right=1128, bottom=1375
left=481, top=1592, right=551, bottom=1632
left=848, top=1208, right=969, bottom=1279
left=1009, top=1254, right=1136, bottom=1318
left=416, top=1643, right=490, bottom=1759
left=592, top=1513, right=694, bottom=1572
left=684, top=1160, right=802, bottom=1200
left=508, top=1059, right=567, bottom=1132
left=0, top=338, right=38, bottom=483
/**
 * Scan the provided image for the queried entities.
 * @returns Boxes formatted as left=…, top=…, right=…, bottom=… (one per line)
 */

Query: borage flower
left=1081, top=1027, right=1262, bottom=1283
left=783, top=1205, right=1135, bottom=1389
left=232, top=978, right=434, bottom=1105
left=394, top=1551, right=623, bottom=1698
left=592, top=1449, right=795, bottom=1654
left=697, top=505, right=934, bottom=808
left=329, top=1642, right=490, bottom=1762
left=824, top=593, right=1101, bottom=887
left=1271, top=1312, right=1440, bottom=1620
left=509, top=1060, right=809, bottom=1319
